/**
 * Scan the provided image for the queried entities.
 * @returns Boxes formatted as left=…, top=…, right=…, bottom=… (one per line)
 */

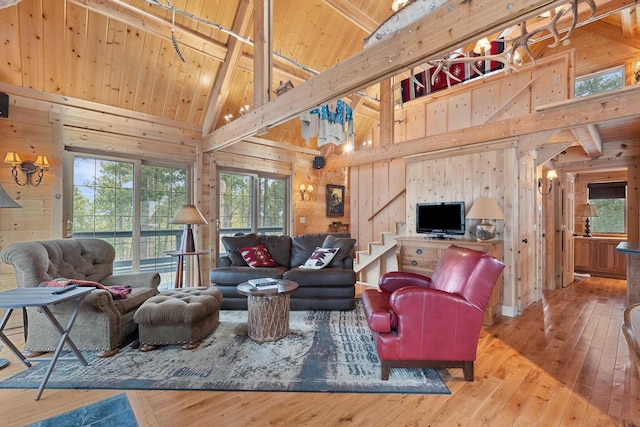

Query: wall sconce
left=239, top=105, right=250, bottom=116
left=635, top=61, right=640, bottom=84
left=224, top=114, right=233, bottom=124
left=537, top=169, right=558, bottom=195
left=299, top=184, right=313, bottom=201
left=4, top=152, right=50, bottom=187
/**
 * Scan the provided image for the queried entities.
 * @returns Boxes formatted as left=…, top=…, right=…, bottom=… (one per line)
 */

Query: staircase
left=353, top=222, right=406, bottom=287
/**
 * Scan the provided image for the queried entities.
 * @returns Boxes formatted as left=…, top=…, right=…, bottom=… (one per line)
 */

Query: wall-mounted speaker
left=0, top=92, right=8, bottom=118
left=313, top=156, right=325, bottom=169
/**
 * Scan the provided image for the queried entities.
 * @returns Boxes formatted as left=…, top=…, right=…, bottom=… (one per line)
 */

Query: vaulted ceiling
left=1, top=0, right=639, bottom=157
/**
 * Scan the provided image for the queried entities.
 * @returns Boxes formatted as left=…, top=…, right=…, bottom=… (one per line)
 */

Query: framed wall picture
left=326, top=184, right=345, bottom=217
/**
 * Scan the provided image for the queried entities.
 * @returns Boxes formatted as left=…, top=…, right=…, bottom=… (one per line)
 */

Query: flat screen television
left=416, top=202, right=466, bottom=237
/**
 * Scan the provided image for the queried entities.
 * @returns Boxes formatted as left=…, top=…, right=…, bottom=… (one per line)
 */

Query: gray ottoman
left=134, top=287, right=223, bottom=351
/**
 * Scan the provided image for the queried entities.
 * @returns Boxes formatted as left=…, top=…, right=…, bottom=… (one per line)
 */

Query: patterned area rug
left=0, top=303, right=449, bottom=394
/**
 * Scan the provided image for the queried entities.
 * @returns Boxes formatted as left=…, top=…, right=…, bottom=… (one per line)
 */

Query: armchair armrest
left=101, top=272, right=160, bottom=289
left=379, top=271, right=432, bottom=294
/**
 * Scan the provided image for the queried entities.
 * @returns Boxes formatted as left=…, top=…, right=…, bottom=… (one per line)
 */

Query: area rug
left=0, top=303, right=449, bottom=394
left=26, top=394, right=137, bottom=427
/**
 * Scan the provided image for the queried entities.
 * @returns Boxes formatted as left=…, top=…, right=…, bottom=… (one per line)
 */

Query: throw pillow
left=300, top=247, right=339, bottom=270
left=239, top=245, right=277, bottom=267
left=322, top=235, right=356, bottom=267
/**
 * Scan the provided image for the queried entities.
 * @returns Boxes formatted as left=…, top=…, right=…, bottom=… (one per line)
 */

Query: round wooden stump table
left=237, top=280, right=299, bottom=342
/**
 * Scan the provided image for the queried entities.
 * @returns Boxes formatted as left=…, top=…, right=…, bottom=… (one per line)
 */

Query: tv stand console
left=395, top=237, right=503, bottom=326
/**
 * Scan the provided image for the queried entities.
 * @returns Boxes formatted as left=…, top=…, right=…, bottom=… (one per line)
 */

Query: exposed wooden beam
left=621, top=5, right=636, bottom=35
left=518, top=130, right=561, bottom=159
left=204, top=0, right=570, bottom=152
left=323, top=0, right=379, bottom=33
left=69, top=0, right=228, bottom=61
left=326, top=85, right=640, bottom=169
left=537, top=141, right=574, bottom=165
left=202, top=0, right=253, bottom=136
left=253, top=0, right=273, bottom=107
left=571, top=124, right=603, bottom=158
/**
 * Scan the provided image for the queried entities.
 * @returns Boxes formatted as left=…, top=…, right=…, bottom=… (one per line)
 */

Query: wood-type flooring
left=0, top=276, right=637, bottom=426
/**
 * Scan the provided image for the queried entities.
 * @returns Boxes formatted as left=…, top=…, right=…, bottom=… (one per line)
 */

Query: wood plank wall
left=0, top=84, right=348, bottom=297
left=348, top=52, right=574, bottom=315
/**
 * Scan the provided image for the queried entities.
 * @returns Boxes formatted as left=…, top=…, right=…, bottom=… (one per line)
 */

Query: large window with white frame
left=218, top=170, right=288, bottom=257
left=67, top=152, right=189, bottom=288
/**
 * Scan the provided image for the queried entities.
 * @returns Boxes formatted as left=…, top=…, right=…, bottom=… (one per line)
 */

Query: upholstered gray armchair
left=0, top=238, right=160, bottom=357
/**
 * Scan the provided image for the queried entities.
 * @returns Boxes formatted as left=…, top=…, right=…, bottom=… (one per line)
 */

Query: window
left=218, top=171, right=288, bottom=255
left=588, top=181, right=627, bottom=234
left=575, top=66, right=624, bottom=98
left=69, top=153, right=188, bottom=288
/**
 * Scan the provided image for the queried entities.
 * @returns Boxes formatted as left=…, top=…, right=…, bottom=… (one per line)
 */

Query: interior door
left=518, top=153, right=537, bottom=312
left=562, top=173, right=575, bottom=287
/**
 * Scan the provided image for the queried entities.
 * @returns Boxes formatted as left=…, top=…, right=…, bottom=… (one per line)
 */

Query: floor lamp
left=0, top=183, right=21, bottom=370
left=169, top=204, right=208, bottom=253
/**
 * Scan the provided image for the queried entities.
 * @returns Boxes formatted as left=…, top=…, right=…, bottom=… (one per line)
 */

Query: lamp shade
left=169, top=204, right=207, bottom=225
left=0, top=183, right=21, bottom=208
left=466, top=197, right=505, bottom=220
left=577, top=204, right=598, bottom=218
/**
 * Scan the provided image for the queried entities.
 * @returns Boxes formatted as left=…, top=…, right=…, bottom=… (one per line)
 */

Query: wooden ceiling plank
left=326, top=85, right=640, bottom=169
left=323, top=0, right=380, bottom=33
left=202, top=0, right=253, bottom=136
left=571, top=124, right=604, bottom=158
left=69, top=0, right=228, bottom=62
left=204, top=0, right=568, bottom=151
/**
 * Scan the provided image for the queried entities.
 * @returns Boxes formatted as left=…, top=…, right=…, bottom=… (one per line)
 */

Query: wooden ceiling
left=1, top=0, right=639, bottom=154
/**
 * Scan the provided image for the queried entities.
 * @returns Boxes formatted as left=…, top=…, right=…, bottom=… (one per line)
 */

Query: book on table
left=248, top=278, right=280, bottom=289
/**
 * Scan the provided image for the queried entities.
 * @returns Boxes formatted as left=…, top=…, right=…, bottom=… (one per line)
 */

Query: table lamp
left=169, top=204, right=207, bottom=253
left=466, top=197, right=505, bottom=241
left=577, top=203, right=598, bottom=237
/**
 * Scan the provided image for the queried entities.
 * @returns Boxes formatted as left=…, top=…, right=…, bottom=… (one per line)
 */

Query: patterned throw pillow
left=239, top=245, right=277, bottom=267
left=300, top=247, right=339, bottom=270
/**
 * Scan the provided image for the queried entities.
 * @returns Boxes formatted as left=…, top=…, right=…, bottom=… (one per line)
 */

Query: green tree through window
left=72, top=155, right=187, bottom=287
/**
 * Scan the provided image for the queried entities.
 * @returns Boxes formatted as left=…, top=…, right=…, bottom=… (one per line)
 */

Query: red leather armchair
left=362, top=244, right=505, bottom=381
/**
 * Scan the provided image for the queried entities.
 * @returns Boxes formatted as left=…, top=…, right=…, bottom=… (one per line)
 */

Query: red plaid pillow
left=239, top=245, right=277, bottom=267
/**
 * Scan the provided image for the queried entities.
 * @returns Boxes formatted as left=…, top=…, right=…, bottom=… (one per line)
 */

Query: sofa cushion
left=221, top=234, right=260, bottom=266
left=112, top=287, right=158, bottom=315
left=239, top=245, right=277, bottom=267
left=322, top=235, right=356, bottom=268
left=210, top=266, right=288, bottom=285
left=258, top=234, right=292, bottom=267
left=290, top=233, right=350, bottom=267
left=284, top=267, right=356, bottom=286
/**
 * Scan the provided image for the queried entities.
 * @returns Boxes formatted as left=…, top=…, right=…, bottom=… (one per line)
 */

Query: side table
left=237, top=280, right=298, bottom=342
left=0, top=286, right=93, bottom=400
left=166, top=250, right=210, bottom=288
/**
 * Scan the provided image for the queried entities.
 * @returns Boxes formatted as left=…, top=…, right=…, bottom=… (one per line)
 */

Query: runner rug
left=0, top=303, right=449, bottom=394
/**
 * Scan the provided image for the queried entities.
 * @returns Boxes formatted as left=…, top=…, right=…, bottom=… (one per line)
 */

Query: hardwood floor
left=0, top=277, right=638, bottom=426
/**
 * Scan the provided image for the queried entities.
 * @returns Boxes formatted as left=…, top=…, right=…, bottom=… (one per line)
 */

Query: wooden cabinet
left=574, top=237, right=627, bottom=279
left=395, top=237, right=503, bottom=326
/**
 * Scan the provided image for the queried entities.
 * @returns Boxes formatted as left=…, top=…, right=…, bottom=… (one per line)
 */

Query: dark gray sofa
left=210, top=232, right=356, bottom=311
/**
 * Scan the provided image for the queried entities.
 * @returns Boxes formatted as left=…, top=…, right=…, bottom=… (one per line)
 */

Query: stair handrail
left=368, top=189, right=406, bottom=222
